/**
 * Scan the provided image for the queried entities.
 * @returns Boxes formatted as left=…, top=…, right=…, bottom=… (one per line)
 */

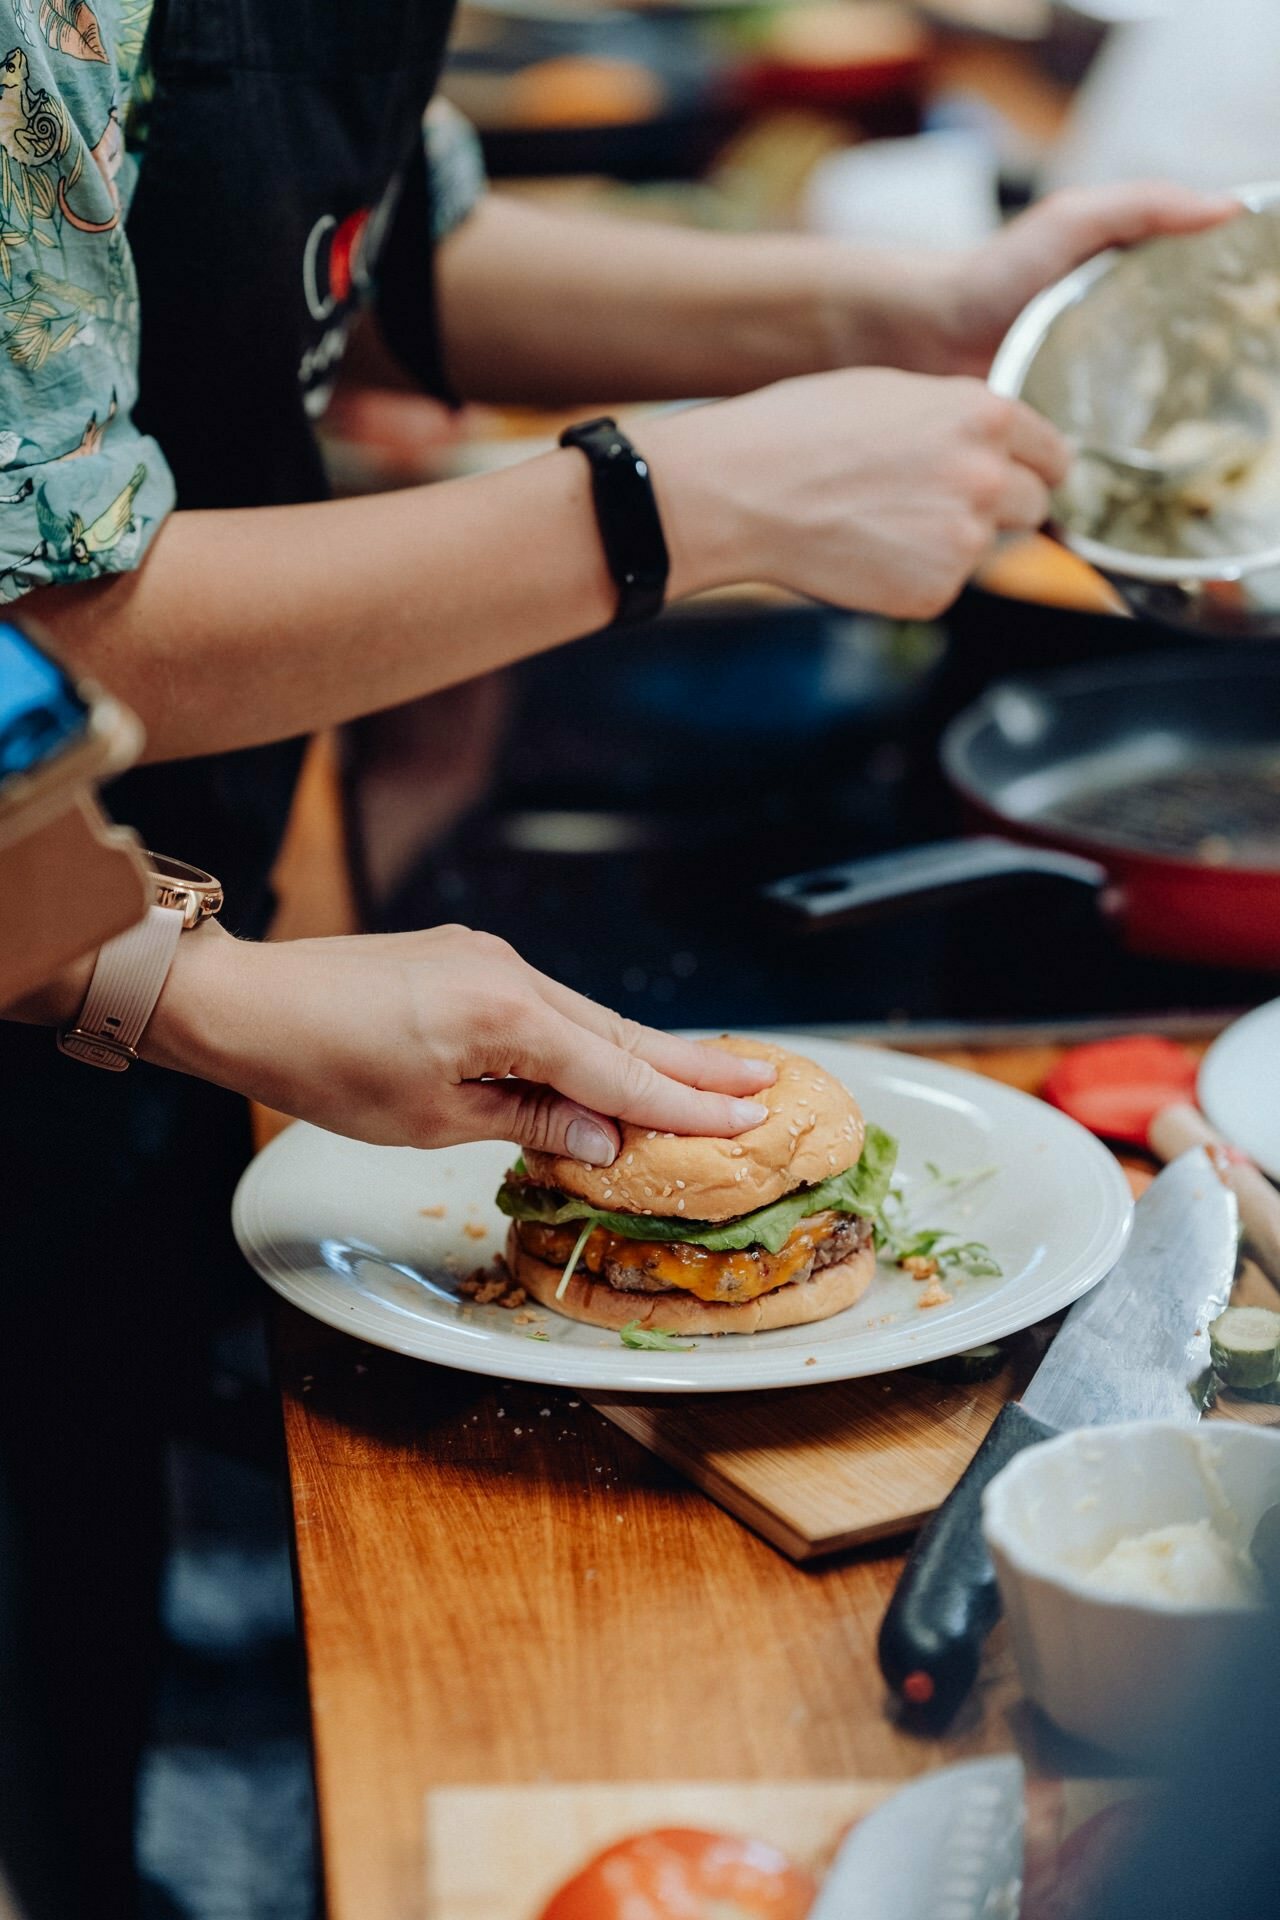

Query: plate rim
left=233, top=1036, right=1133, bottom=1393
left=1198, top=998, right=1280, bottom=1180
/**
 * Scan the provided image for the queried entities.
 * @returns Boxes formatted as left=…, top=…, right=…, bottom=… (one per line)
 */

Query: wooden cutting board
left=424, top=1776, right=1135, bottom=1920
left=587, top=1332, right=1044, bottom=1562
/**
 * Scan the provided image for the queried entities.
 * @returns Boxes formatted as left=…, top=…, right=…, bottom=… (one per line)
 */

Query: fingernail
left=731, top=1100, right=769, bottom=1128
left=740, top=1058, right=777, bottom=1084
left=566, top=1118, right=616, bottom=1166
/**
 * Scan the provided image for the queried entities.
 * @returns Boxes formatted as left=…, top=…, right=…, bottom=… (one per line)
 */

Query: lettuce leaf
left=496, top=1122, right=898, bottom=1255
left=619, top=1322, right=694, bottom=1351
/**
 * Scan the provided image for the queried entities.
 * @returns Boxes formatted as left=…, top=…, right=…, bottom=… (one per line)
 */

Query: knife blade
left=878, top=1148, right=1238, bottom=1730
left=807, top=1756, right=1025, bottom=1920
left=1020, top=1147, right=1237, bottom=1428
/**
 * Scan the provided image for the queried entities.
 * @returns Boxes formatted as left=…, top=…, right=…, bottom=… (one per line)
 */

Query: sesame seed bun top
left=521, top=1035, right=866, bottom=1224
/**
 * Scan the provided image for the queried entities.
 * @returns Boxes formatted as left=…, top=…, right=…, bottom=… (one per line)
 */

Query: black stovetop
left=380, top=592, right=1278, bottom=1032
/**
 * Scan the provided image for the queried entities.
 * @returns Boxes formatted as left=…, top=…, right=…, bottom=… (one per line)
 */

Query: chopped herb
left=525, top=1330, right=551, bottom=1342
left=876, top=1161, right=1002, bottom=1278
left=556, top=1218, right=596, bottom=1301
left=940, top=1241, right=1003, bottom=1279
left=882, top=1225, right=947, bottom=1263
left=923, top=1160, right=998, bottom=1192
left=619, top=1321, right=695, bottom=1352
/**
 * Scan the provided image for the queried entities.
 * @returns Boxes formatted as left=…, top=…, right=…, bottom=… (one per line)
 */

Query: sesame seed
left=675, top=1180, right=686, bottom=1190
left=730, top=1147, right=745, bottom=1158
left=626, top=1154, right=635, bottom=1165
left=646, top=1131, right=657, bottom=1140
left=676, top=1198, right=685, bottom=1211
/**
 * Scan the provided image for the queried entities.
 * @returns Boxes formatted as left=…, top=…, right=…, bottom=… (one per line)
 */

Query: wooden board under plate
left=589, top=1334, right=1041, bottom=1561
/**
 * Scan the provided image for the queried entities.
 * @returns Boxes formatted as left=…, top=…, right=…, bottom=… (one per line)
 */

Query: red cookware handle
left=763, top=835, right=1108, bottom=931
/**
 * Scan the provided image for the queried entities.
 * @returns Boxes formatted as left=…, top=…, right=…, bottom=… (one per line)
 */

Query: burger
left=496, top=1036, right=897, bottom=1335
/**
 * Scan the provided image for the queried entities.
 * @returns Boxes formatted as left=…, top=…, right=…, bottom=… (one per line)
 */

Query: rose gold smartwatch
left=58, top=854, right=223, bottom=1070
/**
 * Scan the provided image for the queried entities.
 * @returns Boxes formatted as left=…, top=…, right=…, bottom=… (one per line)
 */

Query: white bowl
left=982, top=1421, right=1280, bottom=1763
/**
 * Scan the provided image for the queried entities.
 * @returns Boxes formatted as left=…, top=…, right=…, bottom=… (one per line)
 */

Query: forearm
left=436, top=194, right=940, bottom=405
left=19, top=365, right=1073, bottom=764
left=8, top=918, right=774, bottom=1153
left=25, top=445, right=634, bottom=761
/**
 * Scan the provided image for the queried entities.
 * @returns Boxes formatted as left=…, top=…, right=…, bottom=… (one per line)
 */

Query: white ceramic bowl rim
left=989, top=181, right=1280, bottom=584
left=981, top=1419, right=1280, bottom=1617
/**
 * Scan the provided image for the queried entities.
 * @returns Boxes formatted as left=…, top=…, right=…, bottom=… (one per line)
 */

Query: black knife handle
left=878, top=1400, right=1056, bottom=1731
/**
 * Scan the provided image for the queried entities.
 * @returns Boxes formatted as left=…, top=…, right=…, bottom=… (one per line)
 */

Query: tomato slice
left=536, top=1827, right=817, bottom=1920
left=1040, top=1035, right=1200, bottom=1146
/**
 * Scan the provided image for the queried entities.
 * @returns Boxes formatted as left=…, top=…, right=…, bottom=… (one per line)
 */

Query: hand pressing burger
left=499, top=1036, right=897, bottom=1335
left=129, top=920, right=776, bottom=1156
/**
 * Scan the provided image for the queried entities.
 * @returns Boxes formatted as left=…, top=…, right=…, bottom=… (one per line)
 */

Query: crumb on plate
left=459, top=1257, right=526, bottom=1309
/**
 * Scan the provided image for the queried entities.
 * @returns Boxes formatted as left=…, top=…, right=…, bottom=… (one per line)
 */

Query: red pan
left=766, top=653, right=1280, bottom=971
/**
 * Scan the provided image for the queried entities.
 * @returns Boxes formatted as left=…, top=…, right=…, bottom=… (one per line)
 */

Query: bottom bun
left=506, top=1225, right=876, bottom=1335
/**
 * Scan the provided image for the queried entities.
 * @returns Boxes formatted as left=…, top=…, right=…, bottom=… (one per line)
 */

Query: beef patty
left=515, top=1208, right=874, bottom=1306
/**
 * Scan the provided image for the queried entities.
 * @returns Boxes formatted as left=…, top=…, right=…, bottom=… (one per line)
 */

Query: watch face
left=148, top=853, right=214, bottom=886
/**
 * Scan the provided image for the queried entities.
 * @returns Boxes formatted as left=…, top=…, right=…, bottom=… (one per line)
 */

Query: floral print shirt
left=0, top=1, right=483, bottom=602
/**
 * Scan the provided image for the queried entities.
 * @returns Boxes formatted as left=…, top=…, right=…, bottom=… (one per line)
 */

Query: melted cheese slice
left=521, top=1211, right=841, bottom=1304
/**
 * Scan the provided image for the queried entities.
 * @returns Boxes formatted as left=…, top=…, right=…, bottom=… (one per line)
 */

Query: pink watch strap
left=59, top=904, right=184, bottom=1070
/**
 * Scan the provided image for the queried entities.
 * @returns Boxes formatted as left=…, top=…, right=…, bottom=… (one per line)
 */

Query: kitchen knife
left=807, top=1756, right=1025, bottom=1920
left=878, top=1147, right=1238, bottom=1731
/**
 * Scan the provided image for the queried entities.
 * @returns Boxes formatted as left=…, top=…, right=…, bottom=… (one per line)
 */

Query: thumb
left=455, top=1079, right=620, bottom=1165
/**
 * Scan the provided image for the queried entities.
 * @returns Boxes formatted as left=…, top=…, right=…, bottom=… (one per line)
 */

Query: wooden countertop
left=276, top=1038, right=1270, bottom=1920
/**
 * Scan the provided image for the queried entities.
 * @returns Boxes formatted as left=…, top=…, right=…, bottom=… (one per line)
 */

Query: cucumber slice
left=1209, top=1307, right=1280, bottom=1390
left=918, top=1343, right=1006, bottom=1385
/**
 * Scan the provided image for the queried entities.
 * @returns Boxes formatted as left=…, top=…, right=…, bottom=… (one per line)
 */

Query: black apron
left=0, top=3, right=457, bottom=1912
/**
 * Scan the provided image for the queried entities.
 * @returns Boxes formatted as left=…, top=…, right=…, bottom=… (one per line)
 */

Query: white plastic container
left=982, top=1420, right=1280, bottom=1763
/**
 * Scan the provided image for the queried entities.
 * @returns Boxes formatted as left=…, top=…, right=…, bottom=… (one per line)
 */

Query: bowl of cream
left=982, top=1421, right=1280, bottom=1762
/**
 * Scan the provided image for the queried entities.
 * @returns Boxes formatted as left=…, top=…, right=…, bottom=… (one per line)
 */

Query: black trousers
left=0, top=1032, right=256, bottom=1919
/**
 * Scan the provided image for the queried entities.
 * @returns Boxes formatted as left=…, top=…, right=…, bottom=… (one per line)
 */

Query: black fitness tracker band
left=559, top=416, right=670, bottom=626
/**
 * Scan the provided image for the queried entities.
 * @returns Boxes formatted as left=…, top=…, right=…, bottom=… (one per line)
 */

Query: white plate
left=1199, top=999, right=1280, bottom=1180
left=232, top=1036, right=1132, bottom=1393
